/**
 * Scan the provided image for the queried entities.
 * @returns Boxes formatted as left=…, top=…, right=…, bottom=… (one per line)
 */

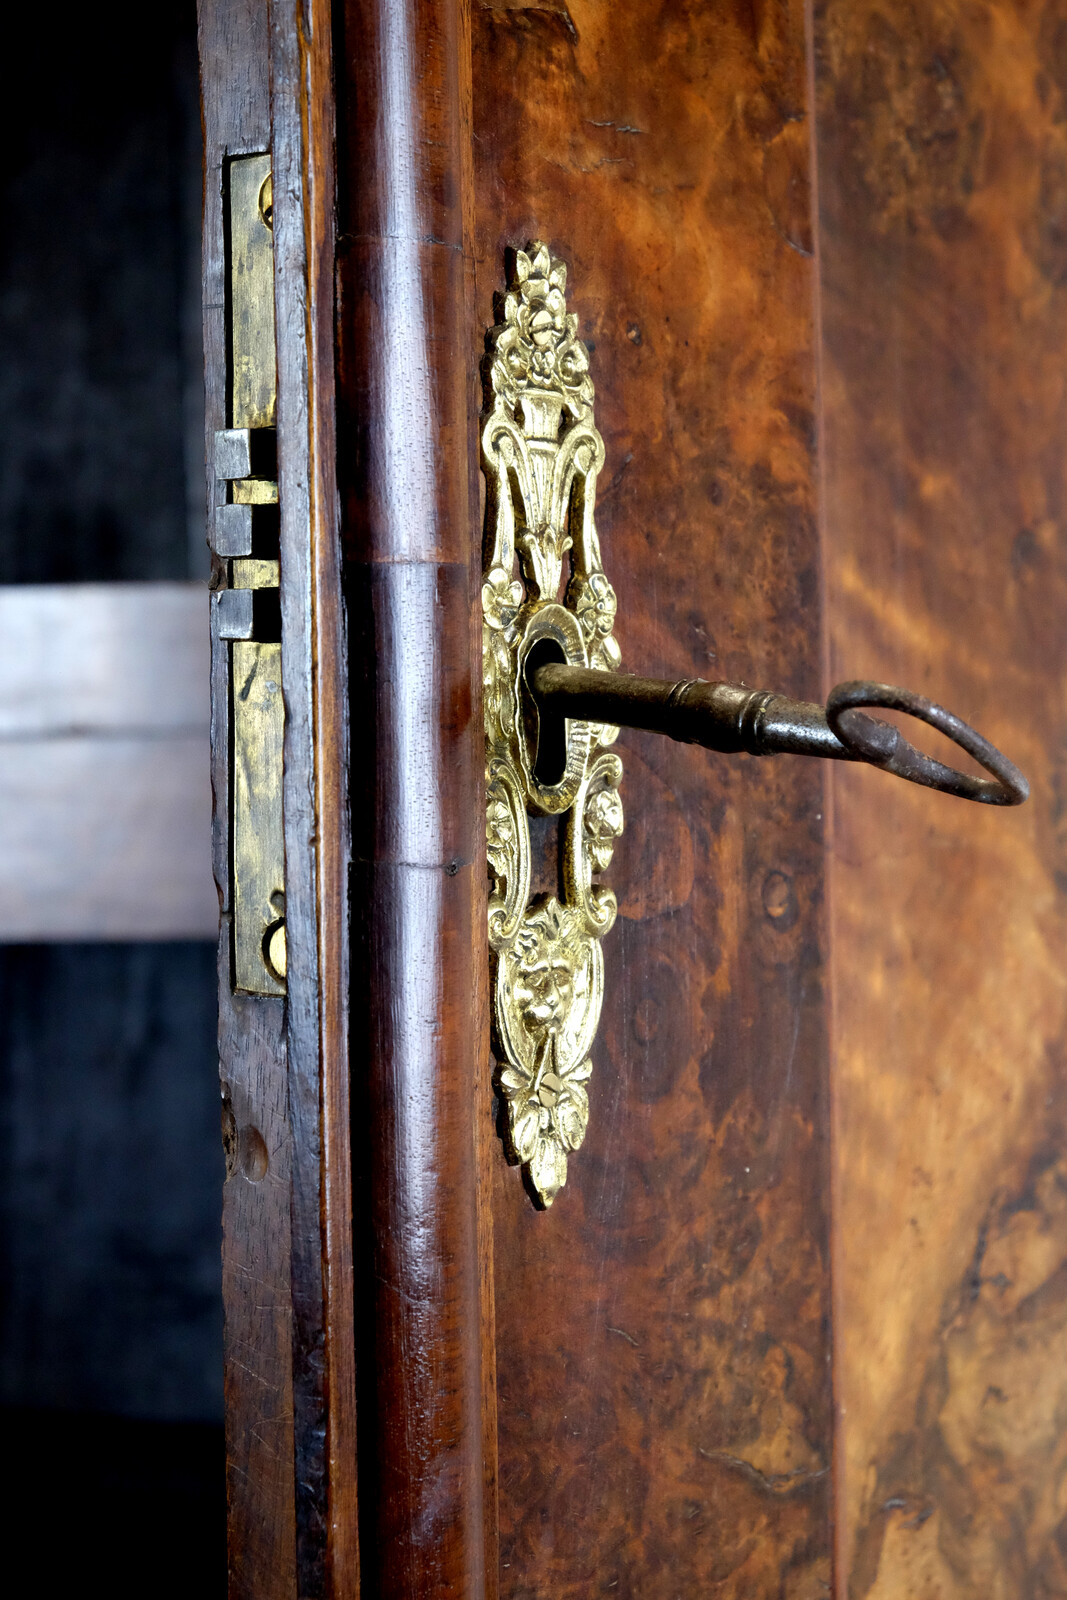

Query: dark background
left=0, top=4, right=224, bottom=1590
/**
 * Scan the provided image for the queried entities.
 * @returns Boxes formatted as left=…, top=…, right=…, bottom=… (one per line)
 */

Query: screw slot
left=258, top=173, right=273, bottom=230
left=262, top=918, right=287, bottom=982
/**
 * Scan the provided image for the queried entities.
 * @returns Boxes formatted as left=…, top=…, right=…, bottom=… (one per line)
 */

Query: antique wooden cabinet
left=198, top=2, right=1067, bottom=1595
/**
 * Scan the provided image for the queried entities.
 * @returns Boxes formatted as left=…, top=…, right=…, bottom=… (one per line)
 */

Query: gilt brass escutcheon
left=480, top=243, right=1031, bottom=1208
left=482, top=243, right=623, bottom=1207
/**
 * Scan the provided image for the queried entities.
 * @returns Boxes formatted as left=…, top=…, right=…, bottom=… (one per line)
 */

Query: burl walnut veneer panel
left=473, top=3, right=833, bottom=1594
left=816, top=3, right=1067, bottom=1594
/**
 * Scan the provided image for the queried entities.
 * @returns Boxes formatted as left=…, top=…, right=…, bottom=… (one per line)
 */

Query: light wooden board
left=0, top=582, right=215, bottom=940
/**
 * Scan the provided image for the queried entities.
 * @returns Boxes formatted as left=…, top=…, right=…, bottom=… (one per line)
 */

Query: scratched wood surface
left=814, top=3, right=1067, bottom=1594
left=197, top=6, right=298, bottom=1598
left=200, top=0, right=355, bottom=1594
left=472, top=3, right=833, bottom=1594
left=269, top=2, right=357, bottom=1594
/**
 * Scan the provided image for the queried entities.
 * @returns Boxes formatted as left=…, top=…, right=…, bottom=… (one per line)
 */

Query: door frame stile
left=199, top=5, right=297, bottom=1598
left=270, top=0, right=358, bottom=1595
left=339, top=0, right=493, bottom=1594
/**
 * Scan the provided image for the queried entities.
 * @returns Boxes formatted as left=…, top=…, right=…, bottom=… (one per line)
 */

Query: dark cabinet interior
left=0, top=7, right=223, bottom=1592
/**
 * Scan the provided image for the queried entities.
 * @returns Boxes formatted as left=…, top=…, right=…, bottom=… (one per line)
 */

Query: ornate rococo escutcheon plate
left=482, top=242, right=624, bottom=1207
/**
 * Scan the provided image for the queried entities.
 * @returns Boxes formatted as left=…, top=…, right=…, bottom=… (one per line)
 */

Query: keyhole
left=524, top=636, right=568, bottom=787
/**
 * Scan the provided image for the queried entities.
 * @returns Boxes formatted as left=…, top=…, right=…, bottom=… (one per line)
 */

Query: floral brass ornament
left=482, top=242, right=623, bottom=1206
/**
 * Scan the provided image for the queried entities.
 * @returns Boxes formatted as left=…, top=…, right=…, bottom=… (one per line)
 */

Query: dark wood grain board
left=471, top=3, right=833, bottom=1594
left=197, top=6, right=298, bottom=1598
left=814, top=2, right=1067, bottom=1593
left=269, top=2, right=356, bottom=1595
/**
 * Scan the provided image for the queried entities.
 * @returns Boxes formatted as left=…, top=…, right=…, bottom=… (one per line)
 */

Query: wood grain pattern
left=336, top=2, right=490, bottom=1595
left=471, top=3, right=833, bottom=1594
left=269, top=1, right=357, bottom=1594
left=218, top=964, right=295, bottom=1600
left=198, top=4, right=295, bottom=1597
left=814, top=3, right=1067, bottom=1593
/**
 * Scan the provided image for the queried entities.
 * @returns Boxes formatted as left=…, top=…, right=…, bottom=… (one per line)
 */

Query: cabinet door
left=201, top=3, right=1062, bottom=1598
left=467, top=7, right=832, bottom=1597
left=334, top=1, right=831, bottom=1594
